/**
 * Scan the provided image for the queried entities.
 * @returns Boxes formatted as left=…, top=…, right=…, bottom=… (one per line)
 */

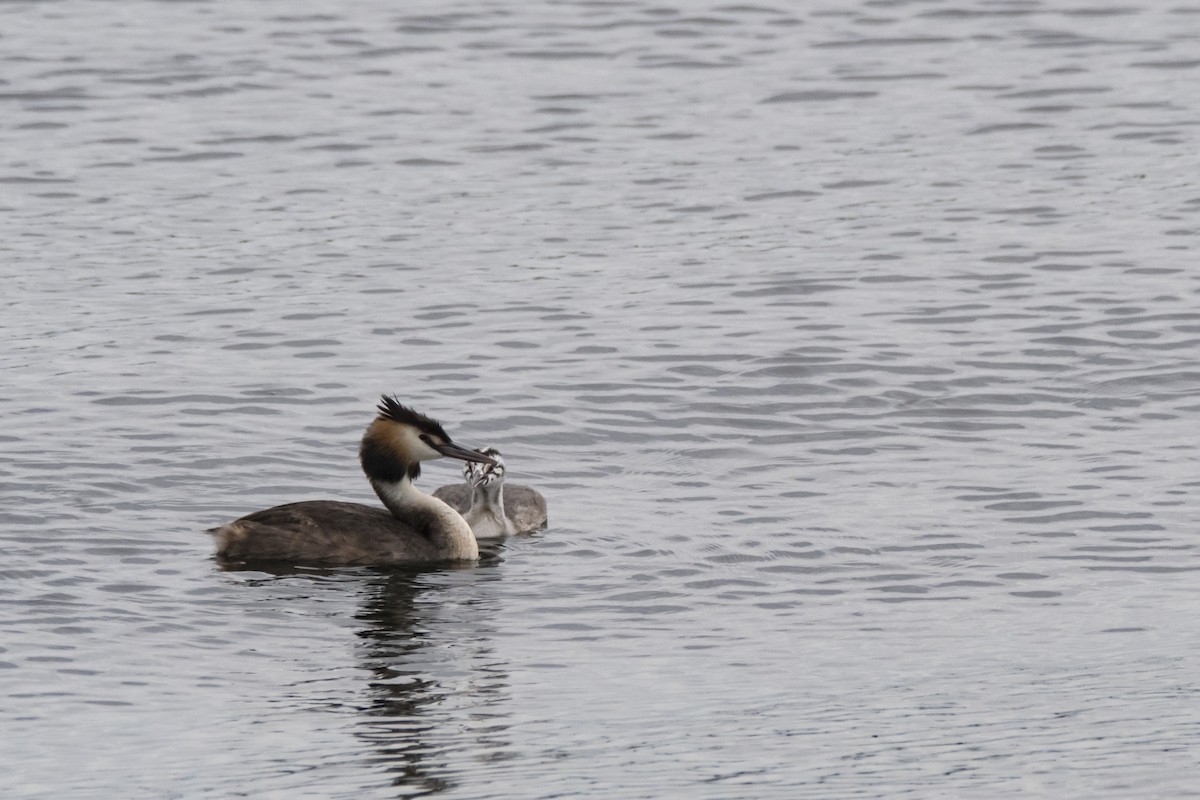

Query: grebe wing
left=503, top=485, right=548, bottom=533
left=209, top=500, right=443, bottom=565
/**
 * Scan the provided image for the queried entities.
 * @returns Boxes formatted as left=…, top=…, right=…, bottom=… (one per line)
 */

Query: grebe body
left=210, top=397, right=496, bottom=566
left=434, top=448, right=548, bottom=538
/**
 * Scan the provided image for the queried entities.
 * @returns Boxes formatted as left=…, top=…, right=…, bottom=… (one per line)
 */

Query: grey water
left=3, top=0, right=1200, bottom=796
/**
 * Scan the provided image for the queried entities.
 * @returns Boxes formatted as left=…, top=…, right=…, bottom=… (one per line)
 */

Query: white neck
left=469, top=482, right=505, bottom=514
left=465, top=483, right=517, bottom=538
left=371, top=476, right=479, bottom=560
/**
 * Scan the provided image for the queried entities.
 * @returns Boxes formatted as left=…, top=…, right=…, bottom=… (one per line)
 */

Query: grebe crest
left=361, top=396, right=468, bottom=481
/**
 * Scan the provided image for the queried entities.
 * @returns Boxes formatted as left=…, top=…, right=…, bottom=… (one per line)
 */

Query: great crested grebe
left=209, top=397, right=497, bottom=565
left=433, top=447, right=548, bottom=538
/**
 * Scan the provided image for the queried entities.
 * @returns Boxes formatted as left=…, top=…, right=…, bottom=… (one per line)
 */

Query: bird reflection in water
left=219, top=558, right=512, bottom=796
left=353, top=566, right=512, bottom=794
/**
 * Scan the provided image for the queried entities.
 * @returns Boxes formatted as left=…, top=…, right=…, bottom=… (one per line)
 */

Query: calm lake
left=3, top=0, right=1200, bottom=797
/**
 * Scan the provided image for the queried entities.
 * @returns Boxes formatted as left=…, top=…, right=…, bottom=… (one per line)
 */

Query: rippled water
left=4, top=0, right=1200, bottom=797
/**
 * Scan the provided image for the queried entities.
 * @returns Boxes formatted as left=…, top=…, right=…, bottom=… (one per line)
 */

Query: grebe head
left=464, top=447, right=506, bottom=488
left=361, top=396, right=495, bottom=483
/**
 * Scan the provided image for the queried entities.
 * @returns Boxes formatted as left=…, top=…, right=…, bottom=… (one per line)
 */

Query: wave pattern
left=2, top=0, right=1199, bottom=798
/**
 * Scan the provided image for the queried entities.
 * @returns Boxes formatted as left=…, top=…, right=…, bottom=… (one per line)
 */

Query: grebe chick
left=433, top=447, right=548, bottom=538
left=209, top=397, right=496, bottom=566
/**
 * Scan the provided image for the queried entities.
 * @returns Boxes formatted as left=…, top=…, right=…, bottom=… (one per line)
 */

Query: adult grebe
left=433, top=447, right=548, bottom=538
left=210, top=396, right=497, bottom=565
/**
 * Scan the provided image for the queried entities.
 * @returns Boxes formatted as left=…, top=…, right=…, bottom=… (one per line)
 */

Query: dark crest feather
left=375, top=396, right=450, bottom=441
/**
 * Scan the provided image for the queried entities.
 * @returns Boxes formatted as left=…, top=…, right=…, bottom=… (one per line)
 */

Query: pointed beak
left=433, top=441, right=497, bottom=465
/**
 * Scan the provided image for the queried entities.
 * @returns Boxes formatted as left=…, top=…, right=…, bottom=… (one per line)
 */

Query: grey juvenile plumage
left=433, top=447, right=548, bottom=538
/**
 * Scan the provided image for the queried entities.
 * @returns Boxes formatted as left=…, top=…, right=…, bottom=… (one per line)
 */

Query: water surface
left=3, top=0, right=1200, bottom=797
